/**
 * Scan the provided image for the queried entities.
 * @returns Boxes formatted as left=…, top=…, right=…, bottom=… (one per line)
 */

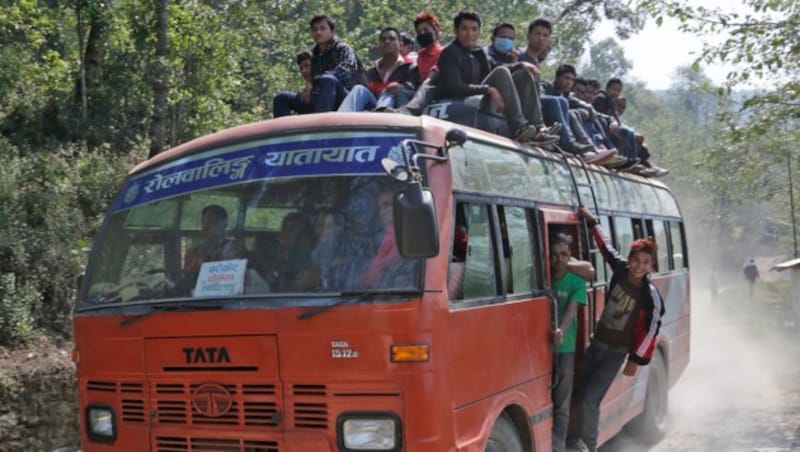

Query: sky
left=591, top=1, right=744, bottom=90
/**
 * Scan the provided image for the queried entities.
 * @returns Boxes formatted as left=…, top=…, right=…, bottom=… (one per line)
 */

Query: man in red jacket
left=338, top=27, right=415, bottom=112
left=572, top=206, right=665, bottom=452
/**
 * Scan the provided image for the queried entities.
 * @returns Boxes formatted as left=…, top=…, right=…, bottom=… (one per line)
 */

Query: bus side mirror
left=394, top=182, right=439, bottom=259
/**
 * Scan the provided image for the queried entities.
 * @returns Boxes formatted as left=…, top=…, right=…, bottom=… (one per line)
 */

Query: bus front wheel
left=629, top=352, right=668, bottom=443
left=485, top=413, right=524, bottom=452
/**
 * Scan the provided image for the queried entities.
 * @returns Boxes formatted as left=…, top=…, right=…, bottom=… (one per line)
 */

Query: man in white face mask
left=485, top=22, right=519, bottom=65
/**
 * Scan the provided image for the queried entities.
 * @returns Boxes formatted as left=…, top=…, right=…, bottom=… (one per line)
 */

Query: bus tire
left=485, top=413, right=524, bottom=452
left=629, top=352, right=668, bottom=443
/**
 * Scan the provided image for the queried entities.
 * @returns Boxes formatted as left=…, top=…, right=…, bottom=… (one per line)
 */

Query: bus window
left=498, top=206, right=536, bottom=294
left=614, top=217, right=635, bottom=256
left=632, top=218, right=644, bottom=240
left=450, top=202, right=496, bottom=301
left=669, top=221, right=687, bottom=269
left=652, top=220, right=669, bottom=272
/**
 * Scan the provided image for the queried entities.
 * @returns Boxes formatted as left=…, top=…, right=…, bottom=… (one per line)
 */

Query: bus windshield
left=78, top=131, right=421, bottom=308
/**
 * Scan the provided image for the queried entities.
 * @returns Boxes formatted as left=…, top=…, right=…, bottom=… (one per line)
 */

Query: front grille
left=155, top=436, right=279, bottom=452
left=152, top=381, right=279, bottom=427
left=122, top=398, right=146, bottom=422
left=292, top=384, right=328, bottom=429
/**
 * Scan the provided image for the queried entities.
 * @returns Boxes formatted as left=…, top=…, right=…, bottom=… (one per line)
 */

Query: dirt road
left=602, top=290, right=800, bottom=451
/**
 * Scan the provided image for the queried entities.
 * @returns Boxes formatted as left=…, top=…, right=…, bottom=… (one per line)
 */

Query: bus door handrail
left=554, top=145, right=602, bottom=332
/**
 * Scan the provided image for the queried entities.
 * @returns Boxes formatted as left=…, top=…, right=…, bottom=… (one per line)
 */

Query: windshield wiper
left=297, top=289, right=424, bottom=320
left=120, top=302, right=223, bottom=327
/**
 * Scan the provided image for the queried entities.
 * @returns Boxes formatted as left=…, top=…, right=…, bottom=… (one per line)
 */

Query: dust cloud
left=602, top=215, right=800, bottom=451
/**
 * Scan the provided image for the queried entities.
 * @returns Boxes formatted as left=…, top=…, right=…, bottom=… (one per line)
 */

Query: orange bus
left=73, top=112, right=690, bottom=451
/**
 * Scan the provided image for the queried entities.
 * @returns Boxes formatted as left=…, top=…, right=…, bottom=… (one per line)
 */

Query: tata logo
left=191, top=383, right=233, bottom=417
left=182, top=347, right=231, bottom=364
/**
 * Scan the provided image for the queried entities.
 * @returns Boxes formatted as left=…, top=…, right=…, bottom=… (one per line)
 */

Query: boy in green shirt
left=550, top=232, right=588, bottom=452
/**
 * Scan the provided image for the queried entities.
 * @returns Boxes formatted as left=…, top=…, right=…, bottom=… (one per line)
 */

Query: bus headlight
left=337, top=413, right=401, bottom=451
left=86, top=404, right=116, bottom=443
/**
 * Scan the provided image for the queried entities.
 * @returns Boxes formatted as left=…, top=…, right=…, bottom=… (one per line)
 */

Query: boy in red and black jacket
left=571, top=206, right=665, bottom=452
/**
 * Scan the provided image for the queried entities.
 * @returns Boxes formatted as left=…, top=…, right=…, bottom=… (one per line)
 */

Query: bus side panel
left=451, top=377, right=551, bottom=451
left=445, top=297, right=552, bottom=447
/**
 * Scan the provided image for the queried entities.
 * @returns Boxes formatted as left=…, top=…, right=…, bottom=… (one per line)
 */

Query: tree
left=579, top=37, right=632, bottom=82
left=148, top=0, right=169, bottom=158
left=635, top=0, right=800, bottom=141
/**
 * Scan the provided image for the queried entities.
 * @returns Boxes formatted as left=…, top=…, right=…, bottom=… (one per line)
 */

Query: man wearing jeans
left=272, top=51, right=313, bottom=117
left=520, top=18, right=595, bottom=155
left=549, top=233, right=588, bottom=452
left=275, top=14, right=363, bottom=116
left=436, top=10, right=558, bottom=143
left=338, top=27, right=415, bottom=112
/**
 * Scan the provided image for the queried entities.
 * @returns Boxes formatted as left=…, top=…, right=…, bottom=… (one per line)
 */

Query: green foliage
left=579, top=37, right=633, bottom=81
left=0, top=273, right=40, bottom=345
left=0, top=138, right=142, bottom=345
left=635, top=0, right=800, bottom=142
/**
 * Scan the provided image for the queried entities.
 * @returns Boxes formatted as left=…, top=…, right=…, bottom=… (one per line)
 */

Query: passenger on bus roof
left=544, top=65, right=624, bottom=166
left=272, top=51, right=313, bottom=117
left=435, top=10, right=559, bottom=144
left=184, top=205, right=247, bottom=272
left=274, top=14, right=365, bottom=117
left=338, top=27, right=416, bottom=112
left=392, top=11, right=444, bottom=116
left=569, top=78, right=615, bottom=150
left=519, top=19, right=600, bottom=157
left=592, top=78, right=643, bottom=169
left=484, top=22, right=519, bottom=65
left=399, top=33, right=417, bottom=64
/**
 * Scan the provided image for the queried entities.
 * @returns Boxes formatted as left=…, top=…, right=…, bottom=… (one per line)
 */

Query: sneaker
left=650, top=166, right=670, bottom=177
left=532, top=130, right=560, bottom=143
left=563, top=142, right=596, bottom=154
left=573, top=438, right=591, bottom=452
left=513, top=124, right=539, bottom=142
left=582, top=148, right=618, bottom=165
left=623, top=163, right=649, bottom=174
left=601, top=155, right=632, bottom=169
left=542, top=122, right=562, bottom=135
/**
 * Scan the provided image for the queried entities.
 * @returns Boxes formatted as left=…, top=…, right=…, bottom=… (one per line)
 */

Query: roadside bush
left=0, top=139, right=145, bottom=346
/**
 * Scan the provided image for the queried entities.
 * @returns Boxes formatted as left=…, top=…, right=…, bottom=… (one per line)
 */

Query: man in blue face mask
left=485, top=22, right=519, bottom=65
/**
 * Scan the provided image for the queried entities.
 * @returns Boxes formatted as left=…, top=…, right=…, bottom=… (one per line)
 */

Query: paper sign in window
left=193, top=259, right=247, bottom=297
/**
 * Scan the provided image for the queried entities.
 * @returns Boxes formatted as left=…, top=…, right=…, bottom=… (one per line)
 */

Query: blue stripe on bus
left=111, top=133, right=414, bottom=212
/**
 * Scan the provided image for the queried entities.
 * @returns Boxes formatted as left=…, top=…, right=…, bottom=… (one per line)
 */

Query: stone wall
left=0, top=347, right=79, bottom=452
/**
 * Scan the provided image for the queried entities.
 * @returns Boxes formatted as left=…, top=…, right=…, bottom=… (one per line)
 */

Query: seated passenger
left=436, top=10, right=558, bottom=144
left=593, top=78, right=642, bottom=167
left=395, top=11, right=444, bottom=115
left=484, top=22, right=519, bottom=65
left=274, top=14, right=364, bottom=116
left=359, top=190, right=415, bottom=289
left=274, top=212, right=317, bottom=291
left=184, top=205, right=246, bottom=272
left=544, top=65, right=621, bottom=165
left=311, top=209, right=345, bottom=290
left=400, top=33, right=418, bottom=64
left=338, top=27, right=415, bottom=112
left=520, top=18, right=597, bottom=155
left=272, top=51, right=313, bottom=117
